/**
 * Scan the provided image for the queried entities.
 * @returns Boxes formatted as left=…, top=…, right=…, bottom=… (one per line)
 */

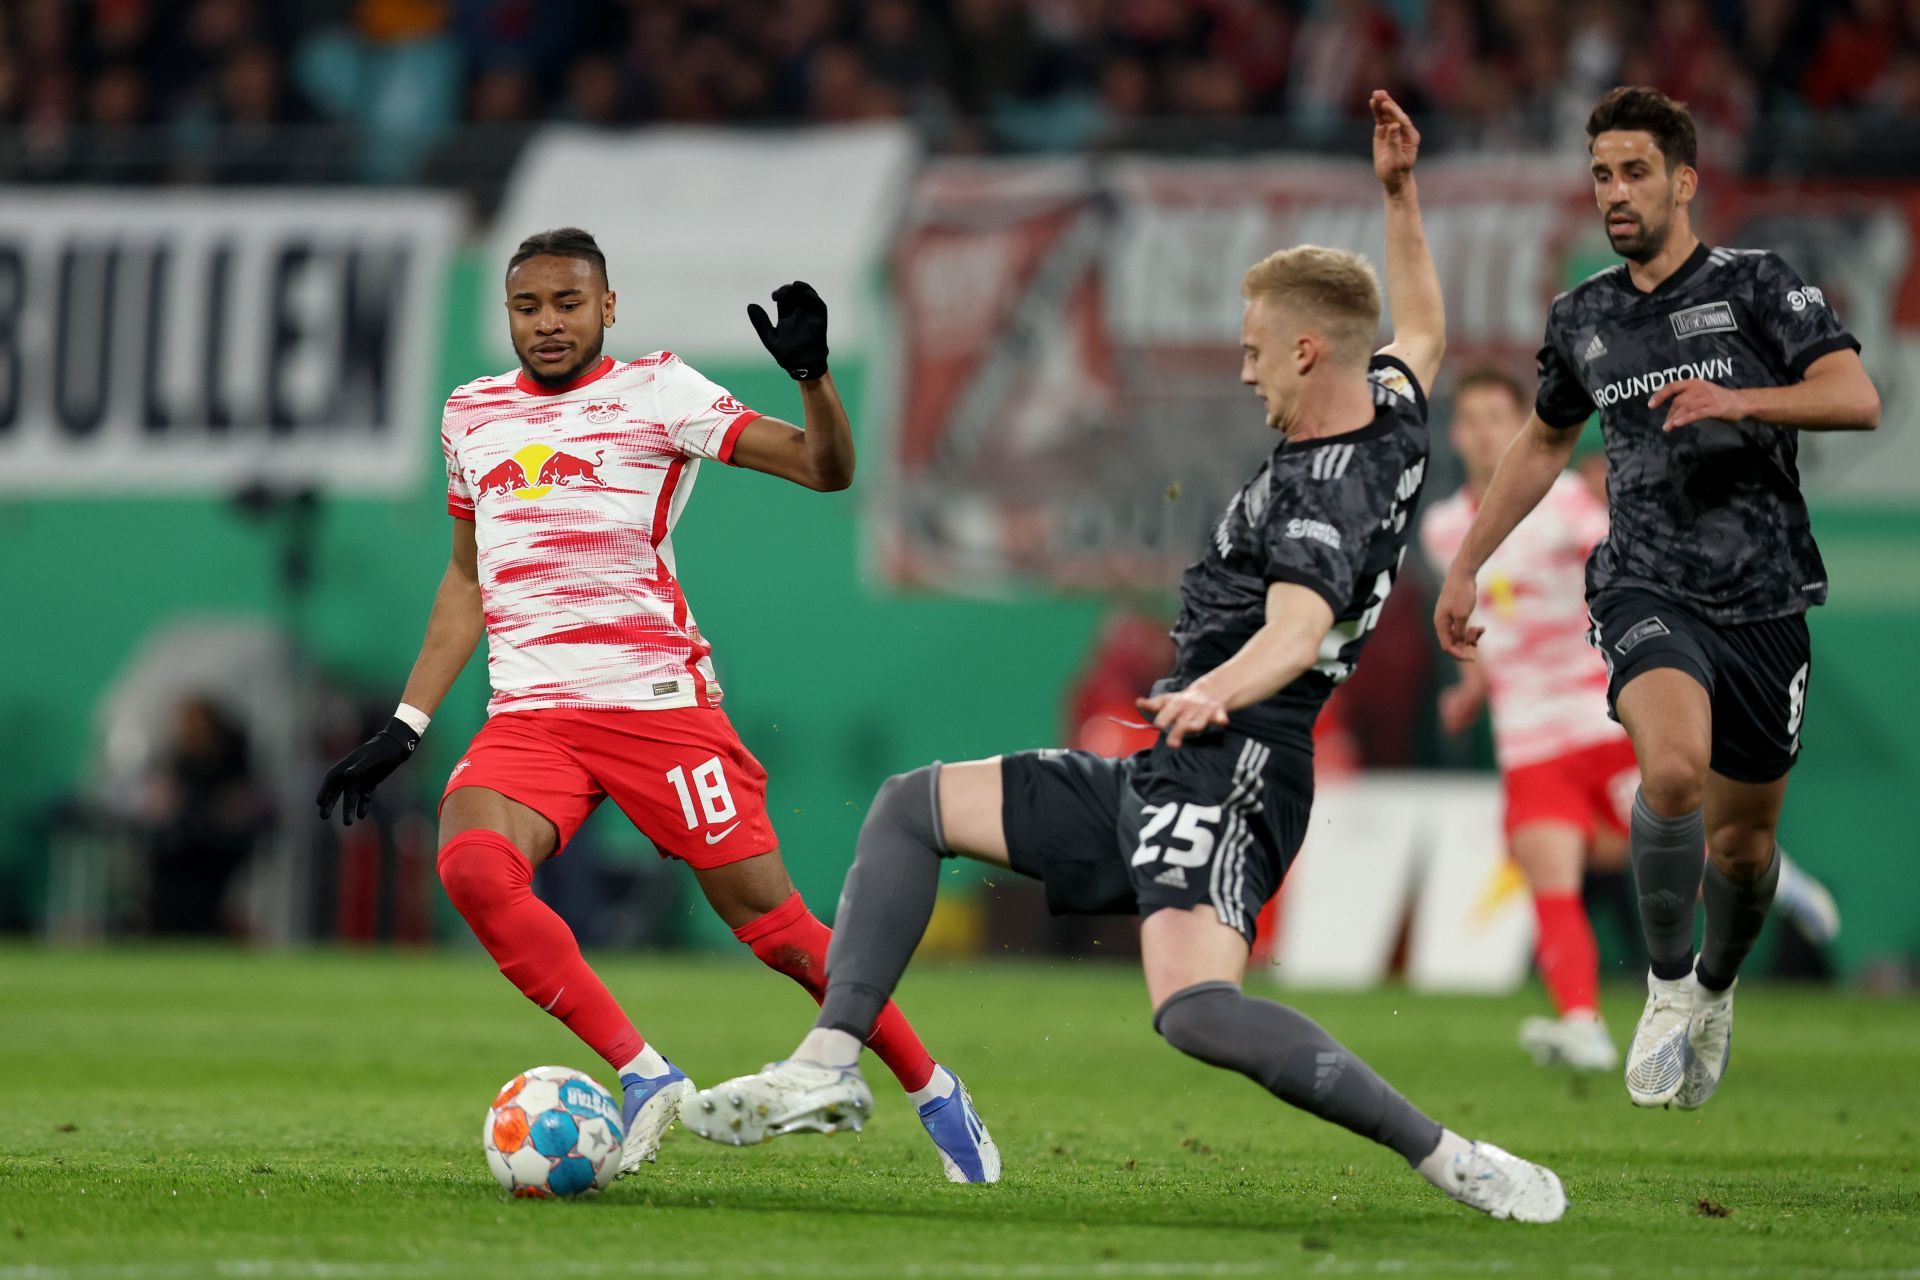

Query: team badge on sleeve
left=1371, top=366, right=1413, bottom=401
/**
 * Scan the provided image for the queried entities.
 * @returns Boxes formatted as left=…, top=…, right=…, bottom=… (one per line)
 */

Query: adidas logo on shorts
left=1152, top=867, right=1188, bottom=888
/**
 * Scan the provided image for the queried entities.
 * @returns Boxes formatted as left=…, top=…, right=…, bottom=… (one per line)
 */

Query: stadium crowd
left=0, top=0, right=1911, bottom=180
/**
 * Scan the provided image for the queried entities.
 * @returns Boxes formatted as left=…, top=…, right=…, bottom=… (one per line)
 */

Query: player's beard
left=518, top=327, right=607, bottom=388
left=1605, top=200, right=1671, bottom=264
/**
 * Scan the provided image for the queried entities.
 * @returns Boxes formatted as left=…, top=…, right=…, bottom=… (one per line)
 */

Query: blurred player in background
left=1423, top=369, right=1840, bottom=1074
left=1435, top=87, right=1879, bottom=1110
left=316, top=228, right=993, bottom=1181
left=696, top=93, right=1567, bottom=1223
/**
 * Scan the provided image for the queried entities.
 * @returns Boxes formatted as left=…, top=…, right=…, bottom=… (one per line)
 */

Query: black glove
left=747, top=281, right=829, bottom=380
left=316, top=717, right=421, bottom=827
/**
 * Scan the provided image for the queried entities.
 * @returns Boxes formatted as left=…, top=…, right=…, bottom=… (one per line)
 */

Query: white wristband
left=394, top=703, right=432, bottom=737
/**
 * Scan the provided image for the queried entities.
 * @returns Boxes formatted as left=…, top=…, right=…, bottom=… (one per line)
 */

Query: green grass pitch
left=3, top=945, right=1916, bottom=1279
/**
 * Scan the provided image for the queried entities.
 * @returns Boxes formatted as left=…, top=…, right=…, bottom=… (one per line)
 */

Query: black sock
left=1696, top=847, right=1780, bottom=992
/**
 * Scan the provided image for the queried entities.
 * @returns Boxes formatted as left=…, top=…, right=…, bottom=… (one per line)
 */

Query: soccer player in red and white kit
left=316, top=228, right=998, bottom=1182
left=1422, top=368, right=1838, bottom=1072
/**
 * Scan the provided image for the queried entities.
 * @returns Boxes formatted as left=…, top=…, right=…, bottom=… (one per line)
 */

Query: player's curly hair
left=1587, top=86, right=1697, bottom=173
left=1241, top=246, right=1381, bottom=366
left=508, top=227, right=609, bottom=286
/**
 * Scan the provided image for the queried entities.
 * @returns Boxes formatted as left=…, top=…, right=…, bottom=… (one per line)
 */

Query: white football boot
left=1624, top=970, right=1695, bottom=1107
left=1440, top=1141, right=1569, bottom=1223
left=1518, top=1013, right=1619, bottom=1072
left=687, top=1060, right=874, bottom=1147
left=1674, top=978, right=1735, bottom=1110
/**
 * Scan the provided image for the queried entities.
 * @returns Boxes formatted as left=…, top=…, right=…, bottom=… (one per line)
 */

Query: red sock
left=438, top=830, right=645, bottom=1071
left=1532, top=891, right=1600, bottom=1018
left=734, top=892, right=936, bottom=1093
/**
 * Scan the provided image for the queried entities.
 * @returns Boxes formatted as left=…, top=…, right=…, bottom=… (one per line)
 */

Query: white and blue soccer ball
left=484, top=1065, right=625, bottom=1197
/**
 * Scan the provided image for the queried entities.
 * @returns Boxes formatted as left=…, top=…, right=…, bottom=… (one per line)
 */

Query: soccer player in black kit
left=1435, top=87, right=1880, bottom=1110
left=692, top=92, right=1567, bottom=1222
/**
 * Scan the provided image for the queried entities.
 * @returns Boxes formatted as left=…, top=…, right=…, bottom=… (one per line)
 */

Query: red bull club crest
left=584, top=400, right=624, bottom=425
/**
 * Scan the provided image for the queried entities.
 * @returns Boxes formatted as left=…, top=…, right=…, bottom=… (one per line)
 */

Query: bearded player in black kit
left=1435, top=87, right=1879, bottom=1110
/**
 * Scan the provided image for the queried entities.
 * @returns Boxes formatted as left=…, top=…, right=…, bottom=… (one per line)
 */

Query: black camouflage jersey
left=1159, top=354, right=1431, bottom=752
left=1536, top=242, right=1859, bottom=623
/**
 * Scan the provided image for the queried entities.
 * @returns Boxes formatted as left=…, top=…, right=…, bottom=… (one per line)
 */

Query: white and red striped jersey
left=442, top=352, right=760, bottom=717
left=1421, top=472, right=1623, bottom=770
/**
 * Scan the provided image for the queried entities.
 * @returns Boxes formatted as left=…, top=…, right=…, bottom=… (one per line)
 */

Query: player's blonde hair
left=1241, top=247, right=1381, bottom=366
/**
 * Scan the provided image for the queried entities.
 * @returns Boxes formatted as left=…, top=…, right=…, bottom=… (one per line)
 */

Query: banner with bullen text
left=880, top=157, right=1920, bottom=595
left=0, top=193, right=461, bottom=494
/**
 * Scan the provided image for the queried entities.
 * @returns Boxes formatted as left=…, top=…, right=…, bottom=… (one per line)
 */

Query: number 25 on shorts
left=1132, top=803, right=1223, bottom=868
left=666, top=756, right=738, bottom=829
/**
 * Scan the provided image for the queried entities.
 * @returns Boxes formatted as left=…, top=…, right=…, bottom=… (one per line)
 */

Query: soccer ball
left=484, top=1065, right=625, bottom=1197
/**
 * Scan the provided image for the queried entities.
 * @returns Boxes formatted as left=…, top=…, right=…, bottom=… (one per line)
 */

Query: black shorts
left=1587, top=588, right=1812, bottom=784
left=998, top=733, right=1311, bottom=943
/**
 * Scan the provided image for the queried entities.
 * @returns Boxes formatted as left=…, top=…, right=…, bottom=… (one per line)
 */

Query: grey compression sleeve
left=1155, top=981, right=1443, bottom=1164
left=1630, top=788, right=1707, bottom=981
left=816, top=764, right=949, bottom=1039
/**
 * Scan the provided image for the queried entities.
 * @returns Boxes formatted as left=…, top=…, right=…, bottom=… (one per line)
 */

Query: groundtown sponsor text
left=1593, top=356, right=1736, bottom=407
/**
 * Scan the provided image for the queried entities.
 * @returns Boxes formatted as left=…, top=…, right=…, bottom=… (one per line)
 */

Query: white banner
left=1271, top=774, right=1535, bottom=994
left=486, top=123, right=916, bottom=365
left=0, top=192, right=460, bottom=494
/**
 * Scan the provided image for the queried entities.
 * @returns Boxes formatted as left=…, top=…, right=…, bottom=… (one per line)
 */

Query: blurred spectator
left=862, top=0, right=950, bottom=98
left=1805, top=0, right=1901, bottom=109
left=292, top=0, right=460, bottom=181
left=809, top=43, right=899, bottom=122
left=1740, top=0, right=1820, bottom=112
left=1064, top=610, right=1176, bottom=760
left=948, top=0, right=1046, bottom=117
left=468, top=65, right=533, bottom=124
left=1871, top=46, right=1920, bottom=116
left=136, top=696, right=271, bottom=936
left=88, top=0, right=157, bottom=68
left=182, top=42, right=334, bottom=183
left=1099, top=55, right=1155, bottom=128
left=148, top=0, right=264, bottom=118
left=561, top=52, right=626, bottom=125
left=1290, top=0, right=1399, bottom=133
left=455, top=0, right=581, bottom=84
left=1411, top=0, right=1479, bottom=112
left=69, top=60, right=155, bottom=182
left=1211, top=0, right=1296, bottom=112
left=861, top=0, right=956, bottom=131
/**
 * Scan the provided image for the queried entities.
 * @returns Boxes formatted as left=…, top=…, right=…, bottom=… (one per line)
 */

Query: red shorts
left=1500, top=736, right=1640, bottom=842
left=441, top=707, right=776, bottom=868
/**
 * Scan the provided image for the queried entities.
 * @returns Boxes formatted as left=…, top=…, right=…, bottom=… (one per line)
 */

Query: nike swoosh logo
left=704, top=822, right=741, bottom=845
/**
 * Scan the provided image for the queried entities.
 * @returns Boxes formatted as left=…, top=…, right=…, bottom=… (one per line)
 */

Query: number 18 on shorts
left=442, top=707, right=778, bottom=869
